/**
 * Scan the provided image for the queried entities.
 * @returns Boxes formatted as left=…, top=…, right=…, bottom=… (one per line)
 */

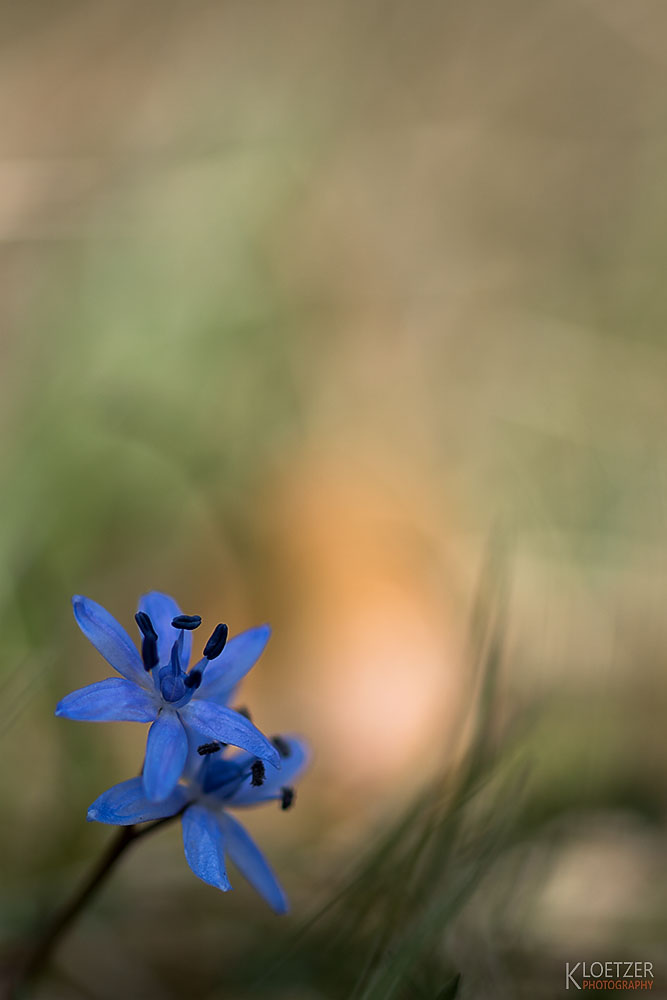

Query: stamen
left=272, top=735, right=291, bottom=758
left=169, top=640, right=181, bottom=676
left=203, top=623, right=228, bottom=660
left=135, top=613, right=159, bottom=671
left=135, top=611, right=157, bottom=639
left=280, top=787, right=295, bottom=810
left=141, top=635, right=159, bottom=671
left=197, top=742, right=222, bottom=756
left=236, top=705, right=252, bottom=721
left=250, top=760, right=266, bottom=786
left=184, top=669, right=202, bottom=690
left=171, top=614, right=202, bottom=630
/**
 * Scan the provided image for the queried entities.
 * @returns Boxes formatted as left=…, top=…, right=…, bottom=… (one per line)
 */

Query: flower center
left=158, top=639, right=187, bottom=702
left=138, top=611, right=231, bottom=707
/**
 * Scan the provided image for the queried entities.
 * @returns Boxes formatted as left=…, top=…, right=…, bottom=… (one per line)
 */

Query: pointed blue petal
left=55, top=678, right=157, bottom=722
left=138, top=591, right=191, bottom=669
left=197, top=625, right=271, bottom=702
left=181, top=804, right=231, bottom=891
left=143, top=710, right=189, bottom=801
left=72, top=595, right=146, bottom=685
left=184, top=699, right=280, bottom=769
left=87, top=777, right=188, bottom=825
left=219, top=812, right=288, bottom=913
left=226, top=736, right=310, bottom=806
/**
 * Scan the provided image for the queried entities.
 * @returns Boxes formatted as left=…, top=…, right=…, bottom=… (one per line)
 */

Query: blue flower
left=87, top=735, right=309, bottom=913
left=56, top=592, right=280, bottom=801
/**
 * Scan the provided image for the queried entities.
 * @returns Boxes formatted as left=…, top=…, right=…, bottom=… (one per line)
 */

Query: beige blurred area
left=1, top=0, right=666, bottom=984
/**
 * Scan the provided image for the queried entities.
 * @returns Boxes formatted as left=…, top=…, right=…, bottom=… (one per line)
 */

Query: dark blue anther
left=135, top=612, right=158, bottom=671
left=280, top=787, right=295, bottom=810
left=141, top=635, right=159, bottom=671
left=135, top=611, right=157, bottom=640
left=184, top=669, right=202, bottom=690
left=251, top=760, right=266, bottom=787
left=203, top=623, right=228, bottom=660
left=197, top=742, right=221, bottom=756
left=272, top=735, right=291, bottom=758
left=171, top=614, right=202, bottom=630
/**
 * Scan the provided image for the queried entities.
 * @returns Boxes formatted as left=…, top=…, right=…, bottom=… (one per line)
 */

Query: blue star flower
left=87, top=735, right=309, bottom=913
left=56, top=592, right=280, bottom=801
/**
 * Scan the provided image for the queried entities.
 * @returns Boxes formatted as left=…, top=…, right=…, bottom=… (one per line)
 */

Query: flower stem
left=9, top=817, right=177, bottom=996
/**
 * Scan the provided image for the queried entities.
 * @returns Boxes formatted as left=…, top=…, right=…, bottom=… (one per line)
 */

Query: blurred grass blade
left=435, top=973, right=461, bottom=999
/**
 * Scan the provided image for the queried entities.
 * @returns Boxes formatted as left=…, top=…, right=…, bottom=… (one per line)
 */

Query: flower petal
left=184, top=699, right=280, bottom=769
left=219, top=812, right=288, bottom=913
left=55, top=678, right=157, bottom=722
left=197, top=625, right=271, bottom=702
left=87, top=777, right=188, bottom=825
left=181, top=804, right=231, bottom=891
left=226, top=736, right=310, bottom=806
left=143, top=710, right=189, bottom=801
left=138, top=591, right=191, bottom=669
left=72, top=595, right=146, bottom=685
left=182, top=723, right=219, bottom=779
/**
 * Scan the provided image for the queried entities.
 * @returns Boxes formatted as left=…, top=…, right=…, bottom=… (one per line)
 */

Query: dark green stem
left=8, top=816, right=178, bottom=997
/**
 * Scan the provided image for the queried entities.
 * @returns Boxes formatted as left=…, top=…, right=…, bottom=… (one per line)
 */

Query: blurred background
left=1, top=1, right=666, bottom=997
